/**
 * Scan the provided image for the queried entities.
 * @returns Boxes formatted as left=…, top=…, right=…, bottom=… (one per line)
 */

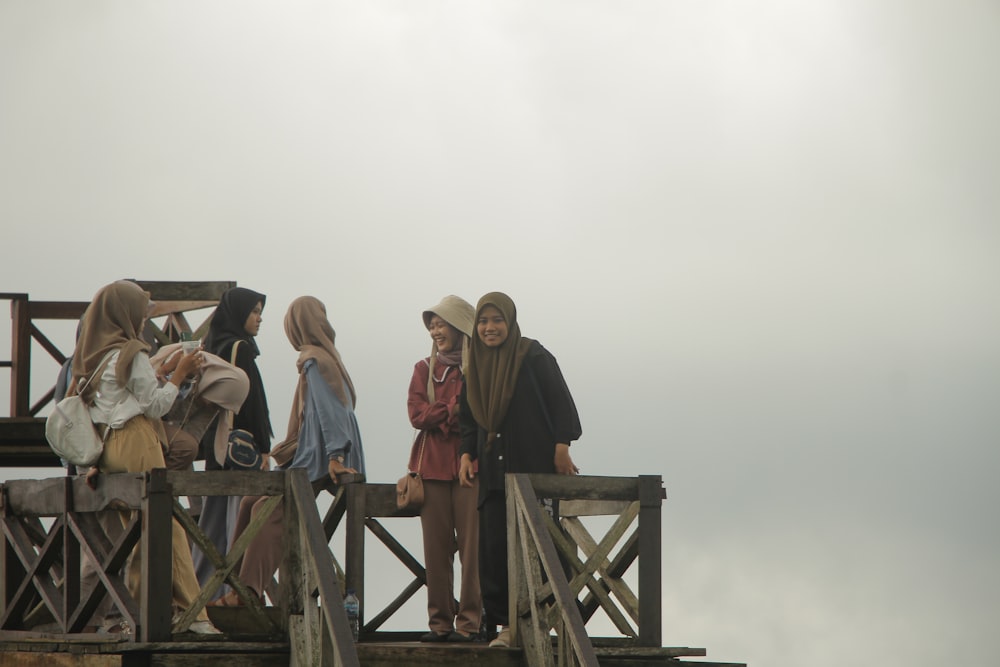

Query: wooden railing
left=1, top=470, right=667, bottom=667
left=0, top=468, right=360, bottom=667
left=506, top=474, right=665, bottom=666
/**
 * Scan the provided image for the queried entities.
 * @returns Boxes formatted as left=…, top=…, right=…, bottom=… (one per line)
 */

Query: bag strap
left=74, top=350, right=116, bottom=398
left=414, top=431, right=428, bottom=474
left=230, top=339, right=242, bottom=366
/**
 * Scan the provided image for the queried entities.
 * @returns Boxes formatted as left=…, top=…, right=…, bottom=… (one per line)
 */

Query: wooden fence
left=1, top=470, right=671, bottom=667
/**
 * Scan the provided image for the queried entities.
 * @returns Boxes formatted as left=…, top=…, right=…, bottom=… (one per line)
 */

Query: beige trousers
left=99, top=415, right=208, bottom=621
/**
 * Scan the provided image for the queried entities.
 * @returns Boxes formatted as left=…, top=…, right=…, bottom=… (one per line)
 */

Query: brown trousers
left=232, top=493, right=285, bottom=598
left=98, top=416, right=208, bottom=621
left=420, top=478, right=481, bottom=636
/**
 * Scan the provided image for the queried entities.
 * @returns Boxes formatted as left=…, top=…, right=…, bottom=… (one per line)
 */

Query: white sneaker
left=489, top=626, right=510, bottom=648
left=187, top=620, right=223, bottom=635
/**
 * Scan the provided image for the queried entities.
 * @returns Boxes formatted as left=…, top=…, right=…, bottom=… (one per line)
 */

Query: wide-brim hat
left=422, top=295, right=474, bottom=337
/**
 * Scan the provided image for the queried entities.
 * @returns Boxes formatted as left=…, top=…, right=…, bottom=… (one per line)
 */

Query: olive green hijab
left=72, top=280, right=152, bottom=403
left=465, top=292, right=534, bottom=447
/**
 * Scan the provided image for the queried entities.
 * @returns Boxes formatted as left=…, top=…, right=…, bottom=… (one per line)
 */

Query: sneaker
left=187, top=620, right=223, bottom=635
left=489, top=626, right=510, bottom=648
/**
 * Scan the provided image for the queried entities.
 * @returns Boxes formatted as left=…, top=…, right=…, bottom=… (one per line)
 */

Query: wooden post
left=62, top=478, right=80, bottom=633
left=344, top=481, right=366, bottom=630
left=0, top=484, right=27, bottom=623
left=637, top=475, right=662, bottom=647
left=281, top=470, right=304, bottom=619
left=140, top=469, right=173, bottom=641
left=8, top=295, right=30, bottom=417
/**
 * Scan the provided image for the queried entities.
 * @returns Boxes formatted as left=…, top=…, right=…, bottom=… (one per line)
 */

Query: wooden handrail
left=1, top=283, right=234, bottom=419
left=504, top=473, right=665, bottom=666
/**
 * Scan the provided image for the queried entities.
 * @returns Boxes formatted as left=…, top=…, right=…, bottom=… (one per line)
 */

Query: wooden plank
left=4, top=475, right=145, bottom=516
left=511, top=496, right=554, bottom=665
left=344, top=482, right=366, bottom=622
left=559, top=499, right=633, bottom=518
left=537, top=509, right=636, bottom=637
left=66, top=512, right=140, bottom=633
left=0, top=652, right=121, bottom=666
left=361, top=482, right=419, bottom=518
left=280, top=476, right=304, bottom=617
left=287, top=469, right=359, bottom=667
left=0, top=516, right=65, bottom=630
left=520, top=475, right=642, bottom=502
left=165, top=471, right=286, bottom=497
left=561, top=517, right=639, bottom=622
left=176, top=496, right=279, bottom=632
left=147, top=301, right=221, bottom=318
left=131, top=281, right=236, bottom=302
left=10, top=297, right=31, bottom=416
left=20, top=302, right=88, bottom=321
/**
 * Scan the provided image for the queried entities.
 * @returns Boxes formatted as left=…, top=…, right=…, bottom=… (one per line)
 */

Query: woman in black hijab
left=191, top=286, right=273, bottom=590
left=202, top=287, right=272, bottom=451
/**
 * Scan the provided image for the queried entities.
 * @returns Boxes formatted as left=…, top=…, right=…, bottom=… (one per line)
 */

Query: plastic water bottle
left=344, top=589, right=360, bottom=642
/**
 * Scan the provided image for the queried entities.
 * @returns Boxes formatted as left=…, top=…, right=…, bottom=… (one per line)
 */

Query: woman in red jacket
left=407, top=295, right=481, bottom=642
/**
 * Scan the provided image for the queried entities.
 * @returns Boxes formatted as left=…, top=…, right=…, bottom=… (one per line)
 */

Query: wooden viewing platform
left=1, top=470, right=744, bottom=666
left=1, top=286, right=745, bottom=666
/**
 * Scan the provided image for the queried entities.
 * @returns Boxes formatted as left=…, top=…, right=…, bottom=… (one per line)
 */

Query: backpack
left=45, top=352, right=113, bottom=466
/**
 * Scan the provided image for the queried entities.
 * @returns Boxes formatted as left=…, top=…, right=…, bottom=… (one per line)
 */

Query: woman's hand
left=458, top=453, right=475, bottom=487
left=328, top=458, right=358, bottom=484
left=554, top=443, right=579, bottom=475
left=159, top=350, right=182, bottom=377
left=85, top=466, right=100, bottom=489
left=169, top=352, right=203, bottom=386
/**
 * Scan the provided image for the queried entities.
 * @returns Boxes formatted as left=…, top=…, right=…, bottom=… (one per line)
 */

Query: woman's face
left=428, top=315, right=462, bottom=353
left=244, top=302, right=264, bottom=337
left=477, top=305, right=508, bottom=347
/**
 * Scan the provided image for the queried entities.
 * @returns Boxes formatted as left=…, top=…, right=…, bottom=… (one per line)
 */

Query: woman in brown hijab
left=211, top=295, right=365, bottom=607
left=458, top=291, right=581, bottom=648
left=76, top=280, right=221, bottom=635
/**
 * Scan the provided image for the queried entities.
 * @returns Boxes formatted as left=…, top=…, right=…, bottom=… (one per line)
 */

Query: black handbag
left=224, top=428, right=262, bottom=471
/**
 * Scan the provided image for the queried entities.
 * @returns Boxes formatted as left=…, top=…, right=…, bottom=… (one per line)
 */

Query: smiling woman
left=406, top=295, right=481, bottom=642
left=459, top=291, right=582, bottom=648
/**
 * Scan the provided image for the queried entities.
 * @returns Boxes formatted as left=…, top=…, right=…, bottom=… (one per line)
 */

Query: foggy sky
left=2, top=2, right=999, bottom=666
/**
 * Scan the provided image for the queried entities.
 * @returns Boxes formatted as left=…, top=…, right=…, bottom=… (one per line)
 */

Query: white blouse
left=87, top=349, right=179, bottom=429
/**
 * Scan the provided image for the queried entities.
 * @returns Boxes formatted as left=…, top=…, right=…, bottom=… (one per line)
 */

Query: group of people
left=68, top=281, right=581, bottom=648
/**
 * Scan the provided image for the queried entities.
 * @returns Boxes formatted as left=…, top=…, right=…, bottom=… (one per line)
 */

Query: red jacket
left=407, top=358, right=476, bottom=480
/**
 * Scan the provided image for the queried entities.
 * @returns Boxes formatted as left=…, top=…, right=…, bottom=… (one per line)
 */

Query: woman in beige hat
left=407, top=295, right=482, bottom=642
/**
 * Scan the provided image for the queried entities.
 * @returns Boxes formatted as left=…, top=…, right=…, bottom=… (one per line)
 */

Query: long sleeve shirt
left=88, top=350, right=179, bottom=429
left=406, top=358, right=475, bottom=480
left=283, top=359, right=365, bottom=483
left=459, top=341, right=581, bottom=502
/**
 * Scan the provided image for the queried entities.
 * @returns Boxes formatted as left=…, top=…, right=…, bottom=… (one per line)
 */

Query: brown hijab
left=72, top=280, right=152, bottom=403
left=282, top=296, right=357, bottom=445
left=465, top=292, right=534, bottom=447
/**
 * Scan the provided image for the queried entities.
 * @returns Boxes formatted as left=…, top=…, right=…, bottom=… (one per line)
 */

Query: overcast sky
left=2, top=2, right=999, bottom=665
